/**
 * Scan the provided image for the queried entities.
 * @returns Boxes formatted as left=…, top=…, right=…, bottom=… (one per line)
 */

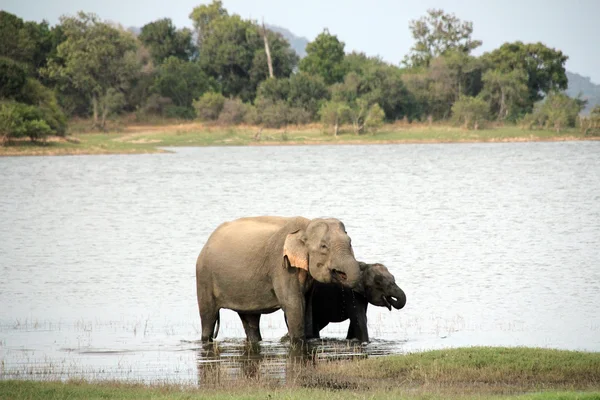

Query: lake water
left=1, top=142, right=599, bottom=384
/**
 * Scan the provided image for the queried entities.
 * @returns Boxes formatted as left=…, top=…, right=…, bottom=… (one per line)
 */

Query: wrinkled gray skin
left=196, top=216, right=361, bottom=343
left=308, top=262, right=406, bottom=342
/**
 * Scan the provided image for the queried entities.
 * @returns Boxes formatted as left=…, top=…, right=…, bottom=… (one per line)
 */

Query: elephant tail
left=213, top=312, right=220, bottom=339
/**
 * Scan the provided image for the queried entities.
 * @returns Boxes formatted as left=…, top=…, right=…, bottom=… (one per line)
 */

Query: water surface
left=1, top=142, right=599, bottom=383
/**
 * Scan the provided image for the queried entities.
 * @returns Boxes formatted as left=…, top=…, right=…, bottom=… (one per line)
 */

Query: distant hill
left=566, top=71, right=600, bottom=115
left=266, top=24, right=309, bottom=58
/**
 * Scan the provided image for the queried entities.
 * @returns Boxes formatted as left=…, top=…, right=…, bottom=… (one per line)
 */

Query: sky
left=3, top=0, right=599, bottom=83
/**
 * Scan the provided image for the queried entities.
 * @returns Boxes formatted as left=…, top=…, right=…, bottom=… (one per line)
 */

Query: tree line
left=1, top=1, right=597, bottom=143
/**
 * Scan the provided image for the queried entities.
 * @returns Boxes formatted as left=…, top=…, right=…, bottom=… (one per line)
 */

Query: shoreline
left=1, top=124, right=598, bottom=157
left=1, top=347, right=599, bottom=399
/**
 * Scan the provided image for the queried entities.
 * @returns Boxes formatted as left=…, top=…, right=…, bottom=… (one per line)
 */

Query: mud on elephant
left=196, top=216, right=361, bottom=342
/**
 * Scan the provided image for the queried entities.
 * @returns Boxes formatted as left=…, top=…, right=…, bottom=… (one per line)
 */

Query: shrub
left=451, top=96, right=489, bottom=130
left=288, top=107, right=311, bottom=125
left=193, top=92, right=225, bottom=121
left=319, top=100, right=350, bottom=136
left=20, top=78, right=67, bottom=136
left=217, top=98, right=247, bottom=125
left=255, top=97, right=289, bottom=128
left=141, top=93, right=173, bottom=115
left=164, top=105, right=196, bottom=119
left=519, top=92, right=585, bottom=133
left=0, top=101, right=52, bottom=143
left=243, top=104, right=260, bottom=125
left=364, top=103, right=385, bottom=133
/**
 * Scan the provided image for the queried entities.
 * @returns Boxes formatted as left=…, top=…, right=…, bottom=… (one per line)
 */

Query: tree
left=482, top=42, right=568, bottom=110
left=139, top=18, right=194, bottom=64
left=523, top=92, right=585, bottom=132
left=0, top=101, right=52, bottom=143
left=189, top=0, right=228, bottom=48
left=451, top=95, right=489, bottom=129
left=193, top=92, right=225, bottom=121
left=196, top=12, right=297, bottom=102
left=299, top=29, right=347, bottom=85
left=345, top=52, right=418, bottom=121
left=152, top=56, right=214, bottom=112
left=480, top=69, right=528, bottom=121
left=404, top=9, right=482, bottom=68
left=0, top=11, right=57, bottom=75
left=319, top=101, right=350, bottom=136
left=44, top=12, right=141, bottom=129
left=0, top=57, right=28, bottom=99
left=256, top=74, right=329, bottom=121
left=287, top=72, right=329, bottom=119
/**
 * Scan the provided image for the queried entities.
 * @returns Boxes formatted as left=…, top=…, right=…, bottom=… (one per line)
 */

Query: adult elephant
left=308, top=262, right=406, bottom=342
left=196, top=216, right=361, bottom=342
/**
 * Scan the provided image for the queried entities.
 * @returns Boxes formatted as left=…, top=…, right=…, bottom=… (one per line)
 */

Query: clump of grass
left=312, top=347, right=600, bottom=393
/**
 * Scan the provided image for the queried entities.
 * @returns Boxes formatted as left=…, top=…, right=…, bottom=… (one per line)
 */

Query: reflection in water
left=194, top=339, right=372, bottom=386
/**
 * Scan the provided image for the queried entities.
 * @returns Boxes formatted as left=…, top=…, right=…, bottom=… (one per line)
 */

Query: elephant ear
left=283, top=230, right=308, bottom=271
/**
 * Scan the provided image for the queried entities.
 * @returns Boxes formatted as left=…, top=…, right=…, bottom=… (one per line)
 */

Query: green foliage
left=319, top=100, right=350, bottom=136
left=193, top=92, right=225, bottom=121
left=451, top=95, right=489, bottom=129
left=364, top=103, right=385, bottom=133
left=0, top=57, right=28, bottom=99
left=217, top=98, right=247, bottom=125
left=402, top=51, right=482, bottom=121
left=521, top=92, right=584, bottom=132
left=0, top=11, right=57, bottom=76
left=189, top=0, right=228, bottom=48
left=480, top=69, right=529, bottom=121
left=254, top=97, right=289, bottom=128
left=43, top=12, right=141, bottom=129
left=299, top=29, right=347, bottom=85
left=482, top=42, right=568, bottom=110
left=140, top=93, right=173, bottom=116
left=139, top=18, right=194, bottom=64
left=0, top=101, right=52, bottom=142
left=581, top=105, right=600, bottom=136
left=196, top=9, right=298, bottom=102
left=344, top=52, right=418, bottom=121
left=256, top=74, right=328, bottom=121
left=20, top=78, right=67, bottom=135
left=404, top=9, right=482, bottom=68
left=152, top=56, right=213, bottom=111
left=287, top=73, right=329, bottom=118
left=256, top=77, right=290, bottom=103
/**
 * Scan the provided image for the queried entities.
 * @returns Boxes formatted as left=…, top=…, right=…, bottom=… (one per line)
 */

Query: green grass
left=1, top=122, right=595, bottom=156
left=1, top=347, right=600, bottom=399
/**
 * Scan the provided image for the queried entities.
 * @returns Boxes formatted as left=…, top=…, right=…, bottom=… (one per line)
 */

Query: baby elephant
left=307, top=262, right=406, bottom=342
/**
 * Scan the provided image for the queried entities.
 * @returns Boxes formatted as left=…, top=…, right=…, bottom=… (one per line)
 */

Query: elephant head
left=284, top=218, right=360, bottom=288
left=359, top=262, right=406, bottom=310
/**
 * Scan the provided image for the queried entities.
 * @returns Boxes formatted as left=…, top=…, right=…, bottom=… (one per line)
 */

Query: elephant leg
left=239, top=313, right=262, bottom=342
left=282, top=299, right=305, bottom=343
left=347, top=303, right=369, bottom=342
left=311, top=321, right=325, bottom=339
left=200, top=307, right=219, bottom=342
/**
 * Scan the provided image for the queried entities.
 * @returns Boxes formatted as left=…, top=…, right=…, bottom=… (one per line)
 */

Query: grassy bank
left=1, top=347, right=599, bottom=399
left=1, top=121, right=596, bottom=156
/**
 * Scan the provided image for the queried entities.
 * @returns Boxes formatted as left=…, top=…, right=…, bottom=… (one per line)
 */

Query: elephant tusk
left=382, top=295, right=392, bottom=311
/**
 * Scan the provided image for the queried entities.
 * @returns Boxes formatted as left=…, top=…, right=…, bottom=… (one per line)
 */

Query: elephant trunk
left=331, top=254, right=360, bottom=289
left=387, top=285, right=406, bottom=310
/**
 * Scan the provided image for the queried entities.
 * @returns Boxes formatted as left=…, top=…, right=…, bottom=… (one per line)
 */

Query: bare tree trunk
left=334, top=121, right=339, bottom=137
left=92, top=94, right=99, bottom=129
left=499, top=87, right=507, bottom=120
left=262, top=20, right=274, bottom=79
left=101, top=105, right=108, bottom=132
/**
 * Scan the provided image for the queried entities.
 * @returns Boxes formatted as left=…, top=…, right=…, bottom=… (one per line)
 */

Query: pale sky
left=3, top=0, right=599, bottom=83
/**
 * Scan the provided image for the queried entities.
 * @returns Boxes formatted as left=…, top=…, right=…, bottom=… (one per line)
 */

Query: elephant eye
left=320, top=244, right=328, bottom=250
